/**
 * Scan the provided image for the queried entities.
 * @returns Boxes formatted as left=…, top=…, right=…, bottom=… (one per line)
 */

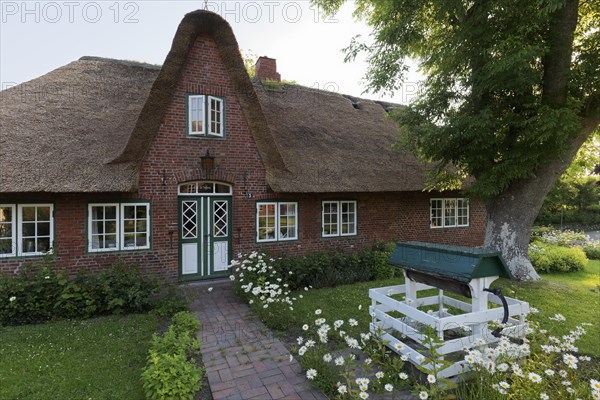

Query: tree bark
left=484, top=118, right=599, bottom=280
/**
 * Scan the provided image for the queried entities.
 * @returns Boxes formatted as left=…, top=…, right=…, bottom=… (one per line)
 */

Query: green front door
left=179, top=195, right=232, bottom=281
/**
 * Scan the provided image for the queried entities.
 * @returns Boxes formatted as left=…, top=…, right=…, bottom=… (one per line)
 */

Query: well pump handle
left=484, top=288, right=509, bottom=337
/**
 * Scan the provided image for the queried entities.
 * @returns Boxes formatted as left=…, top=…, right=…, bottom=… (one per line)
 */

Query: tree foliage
left=314, top=0, right=600, bottom=198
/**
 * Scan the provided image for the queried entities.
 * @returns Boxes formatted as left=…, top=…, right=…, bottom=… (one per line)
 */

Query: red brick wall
left=0, top=35, right=486, bottom=280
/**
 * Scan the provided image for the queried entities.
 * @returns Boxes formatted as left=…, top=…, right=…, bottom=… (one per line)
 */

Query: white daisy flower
left=528, top=372, right=542, bottom=383
left=306, top=369, right=317, bottom=380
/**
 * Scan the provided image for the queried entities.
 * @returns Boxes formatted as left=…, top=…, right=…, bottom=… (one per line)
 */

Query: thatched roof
left=254, top=83, right=428, bottom=192
left=0, top=10, right=429, bottom=193
left=0, top=57, right=159, bottom=192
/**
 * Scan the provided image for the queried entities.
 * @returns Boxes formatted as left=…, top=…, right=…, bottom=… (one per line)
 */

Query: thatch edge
left=111, top=10, right=288, bottom=181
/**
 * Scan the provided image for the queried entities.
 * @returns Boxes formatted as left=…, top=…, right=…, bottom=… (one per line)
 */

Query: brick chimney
left=255, top=56, right=281, bottom=82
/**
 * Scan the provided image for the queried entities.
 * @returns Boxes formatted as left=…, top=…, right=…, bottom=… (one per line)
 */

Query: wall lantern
left=200, top=149, right=215, bottom=172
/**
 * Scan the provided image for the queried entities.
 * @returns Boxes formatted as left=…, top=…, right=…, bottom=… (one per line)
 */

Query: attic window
left=187, top=95, right=225, bottom=137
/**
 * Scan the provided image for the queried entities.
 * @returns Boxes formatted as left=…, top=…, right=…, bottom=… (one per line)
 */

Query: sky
left=0, top=0, right=423, bottom=104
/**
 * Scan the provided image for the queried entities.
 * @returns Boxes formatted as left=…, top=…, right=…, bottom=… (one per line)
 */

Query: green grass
left=0, top=314, right=160, bottom=400
left=494, top=259, right=600, bottom=355
left=280, top=260, right=600, bottom=356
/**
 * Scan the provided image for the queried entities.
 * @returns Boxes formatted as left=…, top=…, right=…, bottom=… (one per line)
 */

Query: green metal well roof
left=388, top=242, right=514, bottom=283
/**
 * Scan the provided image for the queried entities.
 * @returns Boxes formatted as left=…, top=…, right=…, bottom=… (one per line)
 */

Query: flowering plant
left=229, top=252, right=301, bottom=329
left=456, top=312, right=598, bottom=400
left=294, top=308, right=411, bottom=399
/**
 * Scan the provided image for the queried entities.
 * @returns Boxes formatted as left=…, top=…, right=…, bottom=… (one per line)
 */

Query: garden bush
left=583, top=241, right=600, bottom=260
left=151, top=285, right=189, bottom=317
left=529, top=241, right=588, bottom=273
left=274, top=244, right=396, bottom=291
left=141, top=311, right=203, bottom=400
left=0, top=257, right=159, bottom=326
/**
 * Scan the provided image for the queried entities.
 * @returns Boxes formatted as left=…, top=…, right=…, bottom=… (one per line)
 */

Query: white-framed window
left=121, top=203, right=150, bottom=250
left=89, top=204, right=119, bottom=251
left=0, top=205, right=16, bottom=257
left=208, top=96, right=224, bottom=136
left=256, top=201, right=298, bottom=242
left=188, top=95, right=224, bottom=137
left=17, top=204, right=54, bottom=256
left=322, top=200, right=357, bottom=237
left=430, top=198, right=469, bottom=228
left=188, top=95, right=205, bottom=135
left=88, top=202, right=150, bottom=252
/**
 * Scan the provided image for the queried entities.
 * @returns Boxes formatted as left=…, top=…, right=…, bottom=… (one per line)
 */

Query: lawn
left=496, top=259, right=600, bottom=355
left=280, top=260, right=600, bottom=356
left=0, top=313, right=160, bottom=400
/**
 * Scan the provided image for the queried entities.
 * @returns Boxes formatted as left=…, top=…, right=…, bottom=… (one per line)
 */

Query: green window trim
left=186, top=94, right=225, bottom=138
left=256, top=201, right=298, bottom=242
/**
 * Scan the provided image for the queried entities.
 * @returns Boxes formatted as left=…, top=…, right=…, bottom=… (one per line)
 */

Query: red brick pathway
left=185, top=281, right=328, bottom=400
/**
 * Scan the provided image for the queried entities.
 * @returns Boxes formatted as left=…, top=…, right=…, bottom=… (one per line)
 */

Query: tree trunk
left=484, top=119, right=598, bottom=280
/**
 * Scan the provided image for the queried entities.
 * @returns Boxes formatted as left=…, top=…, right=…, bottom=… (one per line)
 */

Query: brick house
left=0, top=10, right=485, bottom=282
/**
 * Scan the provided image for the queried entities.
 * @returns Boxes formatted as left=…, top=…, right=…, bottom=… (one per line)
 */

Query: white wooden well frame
left=369, top=274, right=530, bottom=379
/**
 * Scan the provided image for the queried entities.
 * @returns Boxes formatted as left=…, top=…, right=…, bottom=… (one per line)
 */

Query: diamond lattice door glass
left=212, top=200, right=229, bottom=272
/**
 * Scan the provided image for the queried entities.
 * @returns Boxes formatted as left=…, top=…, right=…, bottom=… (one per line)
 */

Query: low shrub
left=0, top=257, right=159, bottom=326
left=151, top=285, right=189, bottom=317
left=538, top=229, right=587, bottom=246
left=529, top=241, right=588, bottom=273
left=230, top=246, right=397, bottom=330
left=583, top=241, right=600, bottom=260
left=230, top=251, right=299, bottom=329
left=274, top=244, right=396, bottom=291
left=141, top=311, right=203, bottom=400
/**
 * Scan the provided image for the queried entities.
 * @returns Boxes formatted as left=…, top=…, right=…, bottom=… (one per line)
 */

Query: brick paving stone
left=185, top=281, right=327, bottom=400
left=210, top=380, right=237, bottom=392
left=261, top=373, right=287, bottom=386
left=266, top=384, right=286, bottom=399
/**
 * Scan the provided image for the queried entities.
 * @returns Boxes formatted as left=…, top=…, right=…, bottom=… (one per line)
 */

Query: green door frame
left=178, top=195, right=232, bottom=281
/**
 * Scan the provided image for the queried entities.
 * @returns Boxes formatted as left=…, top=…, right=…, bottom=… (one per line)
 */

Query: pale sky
left=0, top=0, right=423, bottom=104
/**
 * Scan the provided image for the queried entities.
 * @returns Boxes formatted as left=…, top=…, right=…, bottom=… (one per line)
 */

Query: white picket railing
left=369, top=281, right=530, bottom=379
